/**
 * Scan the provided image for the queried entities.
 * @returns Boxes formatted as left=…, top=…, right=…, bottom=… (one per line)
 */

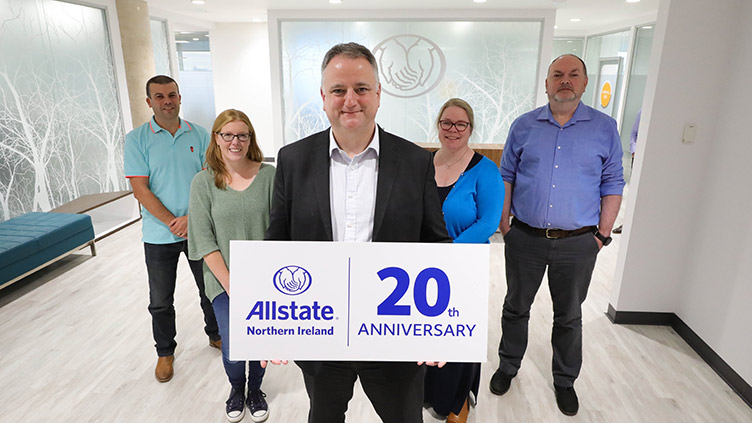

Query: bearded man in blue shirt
left=490, top=54, right=625, bottom=416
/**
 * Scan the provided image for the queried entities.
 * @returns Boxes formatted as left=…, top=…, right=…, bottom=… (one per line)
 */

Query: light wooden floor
left=1, top=222, right=750, bottom=423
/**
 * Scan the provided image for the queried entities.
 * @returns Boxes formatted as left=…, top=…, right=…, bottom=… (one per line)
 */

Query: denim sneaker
left=246, top=389, right=269, bottom=422
left=225, top=386, right=245, bottom=423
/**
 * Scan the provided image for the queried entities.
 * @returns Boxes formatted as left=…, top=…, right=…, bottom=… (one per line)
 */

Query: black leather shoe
left=489, top=369, right=516, bottom=396
left=554, top=385, right=579, bottom=416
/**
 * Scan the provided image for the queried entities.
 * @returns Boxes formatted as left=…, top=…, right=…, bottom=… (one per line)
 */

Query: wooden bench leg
left=89, top=241, right=97, bottom=257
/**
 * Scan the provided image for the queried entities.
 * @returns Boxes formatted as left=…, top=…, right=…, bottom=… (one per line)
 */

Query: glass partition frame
left=582, top=28, right=631, bottom=126
left=618, top=23, right=656, bottom=182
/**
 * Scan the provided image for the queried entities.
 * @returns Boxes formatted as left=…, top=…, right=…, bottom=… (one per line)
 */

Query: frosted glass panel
left=621, top=25, right=655, bottom=182
left=583, top=30, right=630, bottom=122
left=279, top=20, right=542, bottom=146
left=175, top=32, right=215, bottom=130
left=151, top=18, right=172, bottom=76
left=0, top=0, right=126, bottom=220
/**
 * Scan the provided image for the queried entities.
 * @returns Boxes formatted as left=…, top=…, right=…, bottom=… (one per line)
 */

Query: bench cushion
left=0, top=212, right=95, bottom=285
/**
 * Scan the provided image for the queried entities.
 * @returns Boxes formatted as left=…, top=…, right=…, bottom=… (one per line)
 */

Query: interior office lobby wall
left=264, top=9, right=554, bottom=154
left=676, top=0, right=752, bottom=389
left=275, top=20, right=541, bottom=148
left=611, top=0, right=751, bottom=385
left=0, top=0, right=127, bottom=221
left=209, top=23, right=275, bottom=157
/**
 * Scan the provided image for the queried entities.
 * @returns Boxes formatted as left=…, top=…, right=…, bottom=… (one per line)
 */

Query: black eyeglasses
left=217, top=132, right=251, bottom=142
left=439, top=120, right=470, bottom=132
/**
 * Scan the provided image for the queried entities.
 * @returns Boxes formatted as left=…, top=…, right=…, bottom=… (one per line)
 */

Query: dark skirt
left=424, top=362, right=481, bottom=416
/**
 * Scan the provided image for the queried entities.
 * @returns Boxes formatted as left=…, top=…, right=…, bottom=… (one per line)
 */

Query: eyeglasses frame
left=438, top=120, right=471, bottom=132
left=217, top=132, right=252, bottom=142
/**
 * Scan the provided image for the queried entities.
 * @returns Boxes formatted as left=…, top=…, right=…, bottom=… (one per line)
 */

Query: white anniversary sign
left=229, top=241, right=489, bottom=362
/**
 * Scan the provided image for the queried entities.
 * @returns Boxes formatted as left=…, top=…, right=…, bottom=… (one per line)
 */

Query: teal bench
left=0, top=212, right=96, bottom=289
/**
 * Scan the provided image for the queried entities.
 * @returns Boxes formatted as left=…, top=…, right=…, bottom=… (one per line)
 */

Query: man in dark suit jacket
left=265, top=42, right=450, bottom=423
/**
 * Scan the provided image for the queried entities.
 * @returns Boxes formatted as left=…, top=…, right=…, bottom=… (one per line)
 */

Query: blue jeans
left=212, top=292, right=265, bottom=390
left=144, top=241, right=220, bottom=357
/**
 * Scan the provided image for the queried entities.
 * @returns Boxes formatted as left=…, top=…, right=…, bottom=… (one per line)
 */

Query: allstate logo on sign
left=273, top=265, right=312, bottom=296
left=373, top=34, right=446, bottom=98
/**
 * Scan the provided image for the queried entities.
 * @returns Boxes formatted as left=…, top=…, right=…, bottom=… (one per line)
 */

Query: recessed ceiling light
left=252, top=18, right=262, bottom=23
left=642, top=25, right=653, bottom=29
left=191, top=0, right=205, bottom=4
left=329, top=0, right=342, bottom=4
left=626, top=0, right=640, bottom=3
left=570, top=18, right=581, bottom=22
left=473, top=0, right=488, bottom=3
left=554, top=25, right=559, bottom=29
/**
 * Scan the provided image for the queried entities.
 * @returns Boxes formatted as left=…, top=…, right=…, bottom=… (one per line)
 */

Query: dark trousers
left=297, top=361, right=425, bottom=423
left=212, top=292, right=265, bottom=390
left=497, top=224, right=599, bottom=387
left=144, top=241, right=219, bottom=357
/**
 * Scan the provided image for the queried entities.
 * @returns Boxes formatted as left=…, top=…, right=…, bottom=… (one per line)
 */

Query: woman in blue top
left=424, top=98, right=504, bottom=423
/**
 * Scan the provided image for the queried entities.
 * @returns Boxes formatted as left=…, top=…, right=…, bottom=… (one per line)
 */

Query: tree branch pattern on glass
left=0, top=0, right=126, bottom=220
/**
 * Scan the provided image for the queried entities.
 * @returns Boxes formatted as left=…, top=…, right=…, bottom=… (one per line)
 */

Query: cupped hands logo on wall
left=373, top=35, right=446, bottom=98
left=273, top=265, right=312, bottom=296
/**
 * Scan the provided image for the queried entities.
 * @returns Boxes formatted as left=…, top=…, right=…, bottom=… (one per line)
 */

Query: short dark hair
left=146, top=75, right=179, bottom=97
left=549, top=54, right=588, bottom=76
left=321, top=42, right=379, bottom=84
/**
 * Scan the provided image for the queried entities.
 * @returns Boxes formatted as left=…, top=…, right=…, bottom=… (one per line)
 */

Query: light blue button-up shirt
left=500, top=102, right=624, bottom=230
left=124, top=116, right=209, bottom=244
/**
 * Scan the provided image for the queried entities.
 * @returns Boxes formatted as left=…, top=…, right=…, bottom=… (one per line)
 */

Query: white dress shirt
left=329, top=128, right=379, bottom=242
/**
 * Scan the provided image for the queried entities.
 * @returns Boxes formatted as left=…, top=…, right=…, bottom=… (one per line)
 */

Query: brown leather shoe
left=209, top=338, right=222, bottom=350
left=447, top=398, right=469, bottom=423
left=155, top=355, right=174, bottom=383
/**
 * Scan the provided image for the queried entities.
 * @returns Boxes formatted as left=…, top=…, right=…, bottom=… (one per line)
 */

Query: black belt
left=512, top=217, right=596, bottom=240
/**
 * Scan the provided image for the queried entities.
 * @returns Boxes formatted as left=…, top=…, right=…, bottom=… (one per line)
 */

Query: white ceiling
left=146, top=0, right=660, bottom=32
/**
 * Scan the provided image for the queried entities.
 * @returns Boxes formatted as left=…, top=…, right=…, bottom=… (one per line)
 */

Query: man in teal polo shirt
left=124, top=75, right=220, bottom=383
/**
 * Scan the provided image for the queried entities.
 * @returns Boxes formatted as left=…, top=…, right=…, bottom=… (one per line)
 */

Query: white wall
left=677, top=0, right=752, bottom=387
left=209, top=23, right=275, bottom=158
left=611, top=0, right=751, bottom=384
